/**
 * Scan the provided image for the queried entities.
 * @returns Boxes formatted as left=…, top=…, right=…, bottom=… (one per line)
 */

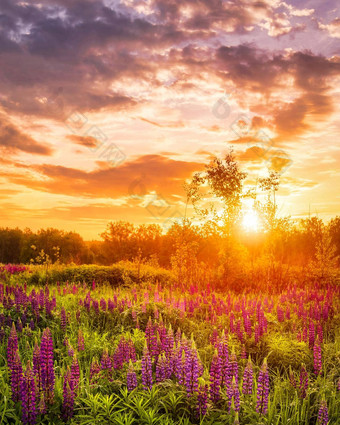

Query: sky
left=0, top=0, right=340, bottom=239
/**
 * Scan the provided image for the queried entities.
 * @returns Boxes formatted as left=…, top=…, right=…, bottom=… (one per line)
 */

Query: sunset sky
left=0, top=0, right=340, bottom=239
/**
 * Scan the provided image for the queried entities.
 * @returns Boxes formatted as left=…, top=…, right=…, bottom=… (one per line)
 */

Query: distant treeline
left=1, top=217, right=340, bottom=270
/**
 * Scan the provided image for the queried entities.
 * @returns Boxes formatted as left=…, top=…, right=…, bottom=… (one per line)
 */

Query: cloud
left=0, top=116, right=53, bottom=155
left=3, top=154, right=203, bottom=200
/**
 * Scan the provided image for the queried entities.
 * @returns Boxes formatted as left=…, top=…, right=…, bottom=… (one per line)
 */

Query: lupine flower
left=126, top=360, right=138, bottom=391
left=7, top=323, right=18, bottom=371
left=184, top=347, right=200, bottom=396
left=40, top=328, right=55, bottom=404
left=299, top=364, right=308, bottom=399
left=11, top=350, right=23, bottom=402
left=309, top=321, right=315, bottom=349
left=20, top=362, right=36, bottom=425
left=71, top=356, right=80, bottom=393
left=62, top=368, right=75, bottom=421
left=77, top=329, right=85, bottom=351
left=289, top=366, right=296, bottom=388
left=156, top=353, right=167, bottom=383
left=32, top=342, right=42, bottom=393
left=141, top=346, right=153, bottom=390
left=242, top=356, right=253, bottom=395
left=337, top=378, right=340, bottom=391
left=210, top=350, right=222, bottom=404
left=61, top=307, right=67, bottom=333
left=313, top=339, right=322, bottom=376
left=227, top=376, right=240, bottom=413
left=196, top=382, right=208, bottom=417
left=89, top=358, right=100, bottom=385
left=101, top=349, right=112, bottom=370
left=317, top=400, right=328, bottom=425
left=256, top=358, right=269, bottom=415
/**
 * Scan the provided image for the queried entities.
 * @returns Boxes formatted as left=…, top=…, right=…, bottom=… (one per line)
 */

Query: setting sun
left=242, top=209, right=260, bottom=232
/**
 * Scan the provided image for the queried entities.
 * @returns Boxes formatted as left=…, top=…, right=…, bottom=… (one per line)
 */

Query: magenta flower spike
left=77, top=329, right=85, bottom=351
left=242, top=356, right=253, bottom=395
left=20, top=362, right=37, bottom=425
left=127, top=360, right=138, bottom=391
left=299, top=364, right=308, bottom=399
left=71, top=355, right=80, bottom=393
left=141, top=346, right=153, bottom=390
left=11, top=350, right=23, bottom=402
left=317, top=400, right=328, bottom=425
left=62, top=368, right=75, bottom=421
left=196, top=382, right=208, bottom=417
left=313, top=338, right=322, bottom=376
left=227, top=375, right=240, bottom=413
left=210, top=349, right=222, bottom=404
left=40, top=327, right=55, bottom=404
left=7, top=323, right=18, bottom=371
left=256, top=358, right=269, bottom=415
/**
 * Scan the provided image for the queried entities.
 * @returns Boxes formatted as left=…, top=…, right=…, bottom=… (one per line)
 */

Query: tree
left=185, top=149, right=247, bottom=235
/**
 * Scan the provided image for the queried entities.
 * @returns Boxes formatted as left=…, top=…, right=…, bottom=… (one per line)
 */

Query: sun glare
left=242, top=209, right=260, bottom=232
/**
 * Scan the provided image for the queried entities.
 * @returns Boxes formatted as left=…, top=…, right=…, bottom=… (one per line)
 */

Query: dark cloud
left=0, top=116, right=53, bottom=155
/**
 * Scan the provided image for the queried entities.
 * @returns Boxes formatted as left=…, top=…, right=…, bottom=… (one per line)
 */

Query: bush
left=18, top=262, right=175, bottom=287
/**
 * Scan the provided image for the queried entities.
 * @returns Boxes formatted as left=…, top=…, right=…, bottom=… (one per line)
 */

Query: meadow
left=0, top=263, right=339, bottom=425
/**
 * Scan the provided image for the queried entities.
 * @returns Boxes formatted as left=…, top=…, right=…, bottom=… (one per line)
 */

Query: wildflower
left=40, top=328, right=55, bottom=404
left=60, top=307, right=67, bottom=333
left=227, top=376, right=240, bottom=413
left=184, top=347, right=200, bottom=396
left=101, top=348, right=112, bottom=370
left=242, top=356, right=253, bottom=395
left=313, top=339, right=322, bottom=376
left=141, top=346, right=153, bottom=390
left=317, top=400, right=328, bottom=425
left=20, top=362, right=36, bottom=425
left=156, top=353, right=167, bottom=383
left=196, top=382, right=208, bottom=417
left=210, top=349, right=222, bottom=404
left=126, top=360, right=138, bottom=391
left=309, top=321, right=315, bottom=349
left=11, top=350, right=23, bottom=402
left=71, top=356, right=80, bottom=393
left=32, top=342, right=42, bottom=393
left=89, top=358, right=100, bottom=385
left=7, top=323, right=18, bottom=371
left=62, top=368, right=75, bottom=421
left=256, top=358, right=269, bottom=415
left=299, top=364, right=308, bottom=399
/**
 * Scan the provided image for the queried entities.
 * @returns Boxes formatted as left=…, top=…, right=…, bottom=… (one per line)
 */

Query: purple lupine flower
left=7, top=323, right=18, bottom=371
left=184, top=347, right=200, bottom=396
left=174, top=348, right=186, bottom=385
left=141, top=346, right=153, bottom=390
left=20, top=362, right=36, bottom=425
left=227, top=376, right=240, bottom=413
left=71, top=356, right=80, bottom=393
left=337, top=378, right=340, bottom=391
left=127, top=360, right=138, bottom=391
left=61, top=307, right=67, bottom=333
left=89, top=358, right=100, bottom=385
left=313, top=339, right=322, bottom=376
left=210, top=350, right=222, bottom=404
left=32, top=342, right=42, bottom=393
left=101, top=349, right=112, bottom=370
left=77, top=329, right=85, bottom=351
left=317, top=400, right=328, bottom=425
left=156, top=353, right=167, bottom=383
left=289, top=366, right=296, bottom=388
left=256, top=358, right=270, bottom=415
left=299, top=364, right=308, bottom=399
left=196, top=383, right=208, bottom=417
left=11, top=350, right=23, bottom=402
left=68, top=345, right=74, bottom=357
left=242, top=356, right=253, bottom=395
left=229, top=351, right=239, bottom=385
left=62, top=368, right=75, bottom=421
left=145, top=318, right=158, bottom=358
left=40, top=328, right=55, bottom=404
left=309, top=321, right=315, bottom=349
